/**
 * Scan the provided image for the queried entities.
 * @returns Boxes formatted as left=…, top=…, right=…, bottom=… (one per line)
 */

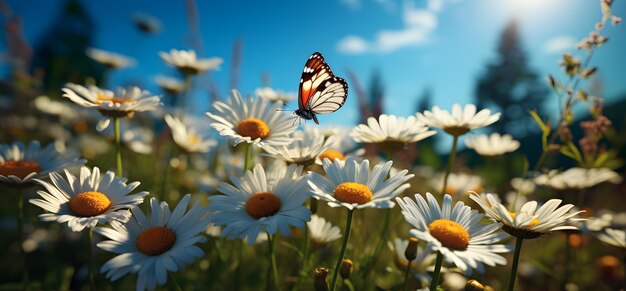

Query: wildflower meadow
left=1, top=0, right=625, bottom=290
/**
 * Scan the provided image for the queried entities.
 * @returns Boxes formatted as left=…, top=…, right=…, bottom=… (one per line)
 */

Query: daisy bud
left=546, top=75, right=557, bottom=88
left=576, top=90, right=588, bottom=101
left=464, top=279, right=485, bottom=291
left=314, top=267, right=329, bottom=291
left=580, top=67, right=597, bottom=78
left=611, top=16, right=622, bottom=25
left=404, top=237, right=419, bottom=261
left=340, top=259, right=353, bottom=279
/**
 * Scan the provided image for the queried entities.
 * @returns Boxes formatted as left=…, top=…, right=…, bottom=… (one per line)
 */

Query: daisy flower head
left=464, top=133, right=520, bottom=157
left=431, top=172, right=483, bottom=197
left=308, top=214, right=342, bottom=246
left=263, top=126, right=333, bottom=166
left=207, top=163, right=312, bottom=245
left=206, top=90, right=297, bottom=148
left=29, top=166, right=148, bottom=232
left=416, top=104, right=501, bottom=137
left=469, top=193, right=585, bottom=239
left=315, top=125, right=364, bottom=165
left=389, top=238, right=435, bottom=283
left=159, top=49, right=223, bottom=76
left=154, top=75, right=186, bottom=95
left=596, top=228, right=626, bottom=250
left=255, top=86, right=296, bottom=104
left=0, top=141, right=85, bottom=187
left=62, top=83, right=161, bottom=131
left=396, top=193, right=510, bottom=274
left=86, top=48, right=135, bottom=69
left=308, top=158, right=414, bottom=210
left=96, top=195, right=210, bottom=291
left=164, top=114, right=216, bottom=153
left=534, top=167, right=622, bottom=190
left=350, top=114, right=436, bottom=154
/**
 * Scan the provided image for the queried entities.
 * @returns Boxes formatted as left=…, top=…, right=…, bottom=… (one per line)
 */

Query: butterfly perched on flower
left=295, top=52, right=348, bottom=124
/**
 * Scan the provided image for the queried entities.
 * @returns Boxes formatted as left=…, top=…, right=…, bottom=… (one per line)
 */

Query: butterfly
left=294, top=52, right=348, bottom=124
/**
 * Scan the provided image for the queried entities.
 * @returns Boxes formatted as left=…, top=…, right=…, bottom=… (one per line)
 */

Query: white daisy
left=308, top=158, right=414, bottom=210
left=29, top=167, right=148, bottom=232
left=315, top=125, right=363, bottom=165
left=351, top=114, right=436, bottom=153
left=534, top=167, right=622, bottom=190
left=416, top=104, right=501, bottom=136
left=86, top=48, right=135, bottom=69
left=62, top=83, right=161, bottom=131
left=263, top=126, right=333, bottom=166
left=154, top=75, right=186, bottom=95
left=207, top=163, right=312, bottom=245
left=469, top=193, right=585, bottom=239
left=159, top=49, right=223, bottom=75
left=96, top=195, right=210, bottom=291
left=206, top=90, right=297, bottom=148
left=396, top=193, right=510, bottom=273
left=164, top=114, right=216, bottom=153
left=308, top=214, right=342, bottom=246
left=510, top=178, right=536, bottom=195
left=596, top=228, right=626, bottom=249
left=389, top=238, right=435, bottom=284
left=0, top=141, right=85, bottom=187
left=464, top=133, right=520, bottom=156
left=431, top=172, right=483, bottom=197
left=255, top=86, right=296, bottom=104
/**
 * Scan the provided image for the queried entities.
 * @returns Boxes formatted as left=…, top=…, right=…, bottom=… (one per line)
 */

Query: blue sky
left=4, top=0, right=626, bottom=127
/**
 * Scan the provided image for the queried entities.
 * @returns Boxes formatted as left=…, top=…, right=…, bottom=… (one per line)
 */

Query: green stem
left=293, top=225, right=310, bottom=291
left=169, top=272, right=183, bottom=291
left=429, top=251, right=444, bottom=291
left=441, top=135, right=459, bottom=196
left=343, top=279, right=355, bottom=291
left=114, top=117, right=123, bottom=177
left=16, top=189, right=29, bottom=290
left=243, top=143, right=253, bottom=174
left=267, top=234, right=283, bottom=291
left=88, top=228, right=95, bottom=291
left=507, top=237, right=524, bottom=291
left=402, top=259, right=413, bottom=291
left=532, top=149, right=548, bottom=174
left=368, top=208, right=391, bottom=273
left=330, top=210, right=354, bottom=291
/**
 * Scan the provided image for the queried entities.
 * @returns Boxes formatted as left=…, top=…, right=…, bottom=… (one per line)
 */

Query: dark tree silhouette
left=475, top=20, right=548, bottom=137
left=30, top=0, right=102, bottom=95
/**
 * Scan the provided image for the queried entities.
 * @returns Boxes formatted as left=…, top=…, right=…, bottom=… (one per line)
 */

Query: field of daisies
left=1, top=1, right=625, bottom=291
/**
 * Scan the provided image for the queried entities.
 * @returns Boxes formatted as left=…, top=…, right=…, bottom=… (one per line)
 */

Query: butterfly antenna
left=276, top=103, right=294, bottom=112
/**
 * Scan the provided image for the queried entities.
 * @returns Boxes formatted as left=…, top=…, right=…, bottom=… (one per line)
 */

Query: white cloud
left=340, top=0, right=361, bottom=9
left=544, top=36, right=576, bottom=53
left=337, top=35, right=370, bottom=54
left=336, top=0, right=445, bottom=54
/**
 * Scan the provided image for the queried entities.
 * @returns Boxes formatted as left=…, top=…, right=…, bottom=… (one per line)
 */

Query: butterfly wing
left=298, top=52, right=334, bottom=110
left=298, top=52, right=348, bottom=117
left=307, top=76, right=348, bottom=114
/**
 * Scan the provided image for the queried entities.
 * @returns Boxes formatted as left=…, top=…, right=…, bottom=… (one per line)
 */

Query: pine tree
left=475, top=20, right=548, bottom=137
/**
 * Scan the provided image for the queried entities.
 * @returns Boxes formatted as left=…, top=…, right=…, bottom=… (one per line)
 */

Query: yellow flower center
left=428, top=219, right=470, bottom=250
left=188, top=133, right=199, bottom=144
left=69, top=192, right=112, bottom=217
left=319, top=150, right=345, bottom=162
left=509, top=212, right=540, bottom=227
left=246, top=192, right=281, bottom=219
left=0, top=160, right=42, bottom=179
left=472, top=185, right=484, bottom=193
left=236, top=118, right=270, bottom=140
left=333, top=182, right=372, bottom=205
left=444, top=186, right=456, bottom=195
left=96, top=92, right=132, bottom=104
left=136, top=226, right=177, bottom=256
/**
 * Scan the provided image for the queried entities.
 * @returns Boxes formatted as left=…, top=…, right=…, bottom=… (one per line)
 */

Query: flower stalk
left=330, top=209, right=354, bottom=291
